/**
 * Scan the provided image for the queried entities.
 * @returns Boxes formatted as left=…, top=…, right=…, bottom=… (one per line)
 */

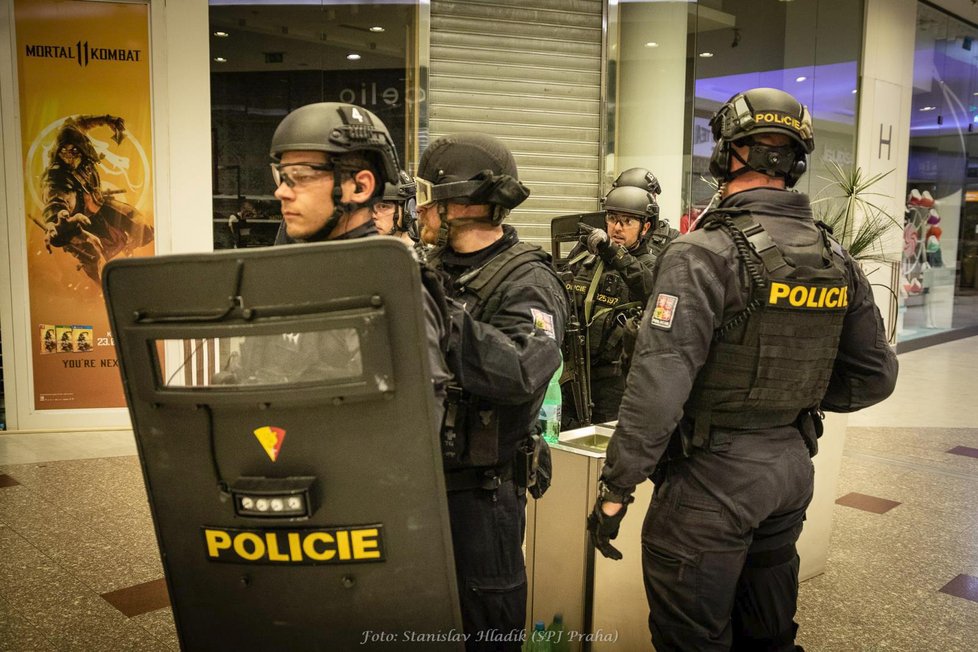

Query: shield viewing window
left=156, top=327, right=364, bottom=388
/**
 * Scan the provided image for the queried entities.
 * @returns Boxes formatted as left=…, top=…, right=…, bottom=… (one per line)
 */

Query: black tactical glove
left=586, top=482, right=634, bottom=560
left=581, top=227, right=626, bottom=265
left=583, top=227, right=609, bottom=253
left=587, top=499, right=627, bottom=560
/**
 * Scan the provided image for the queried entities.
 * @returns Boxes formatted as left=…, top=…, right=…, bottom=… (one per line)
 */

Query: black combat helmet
left=383, top=169, right=416, bottom=203
left=415, top=133, right=529, bottom=224
left=269, top=102, right=400, bottom=187
left=383, top=170, right=418, bottom=237
left=708, top=87, right=814, bottom=187
left=612, top=167, right=662, bottom=196
left=603, top=186, right=659, bottom=229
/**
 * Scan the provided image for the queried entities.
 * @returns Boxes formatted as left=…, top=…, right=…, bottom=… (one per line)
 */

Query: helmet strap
left=393, top=205, right=405, bottom=233
left=727, top=147, right=754, bottom=181
left=436, top=201, right=497, bottom=246
left=490, top=205, right=508, bottom=225
left=324, top=169, right=378, bottom=238
left=435, top=202, right=450, bottom=249
left=309, top=172, right=346, bottom=240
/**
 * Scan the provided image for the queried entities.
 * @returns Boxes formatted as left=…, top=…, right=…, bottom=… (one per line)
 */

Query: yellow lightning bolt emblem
left=253, top=426, right=286, bottom=462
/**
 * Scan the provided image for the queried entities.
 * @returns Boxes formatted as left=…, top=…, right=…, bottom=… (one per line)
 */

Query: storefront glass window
left=208, top=1, right=421, bottom=249
left=610, top=1, right=862, bottom=237
left=903, top=3, right=978, bottom=341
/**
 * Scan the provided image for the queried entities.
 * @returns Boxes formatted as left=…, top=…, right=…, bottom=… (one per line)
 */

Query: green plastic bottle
left=522, top=621, right=553, bottom=652
left=548, top=613, right=569, bottom=652
left=538, top=360, right=563, bottom=445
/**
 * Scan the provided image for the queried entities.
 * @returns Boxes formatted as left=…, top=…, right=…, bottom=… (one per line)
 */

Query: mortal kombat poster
left=16, top=0, right=154, bottom=410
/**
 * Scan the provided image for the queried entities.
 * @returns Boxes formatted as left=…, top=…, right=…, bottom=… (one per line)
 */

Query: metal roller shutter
left=429, top=0, right=604, bottom=246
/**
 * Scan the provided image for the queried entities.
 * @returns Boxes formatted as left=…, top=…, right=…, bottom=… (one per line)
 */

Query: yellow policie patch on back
left=202, top=526, right=386, bottom=565
left=768, top=282, right=848, bottom=310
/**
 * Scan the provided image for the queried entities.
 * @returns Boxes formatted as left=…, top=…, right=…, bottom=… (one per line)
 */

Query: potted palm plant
left=811, top=161, right=901, bottom=263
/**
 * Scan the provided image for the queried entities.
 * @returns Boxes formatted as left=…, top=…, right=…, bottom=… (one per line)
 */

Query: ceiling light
left=645, top=41, right=659, bottom=48
left=795, top=76, right=807, bottom=82
left=213, top=57, right=227, bottom=63
left=919, top=106, right=937, bottom=111
left=369, top=26, right=385, bottom=33
left=699, top=51, right=714, bottom=58
left=852, top=89, right=858, bottom=94
left=213, top=31, right=229, bottom=38
left=346, top=53, right=361, bottom=61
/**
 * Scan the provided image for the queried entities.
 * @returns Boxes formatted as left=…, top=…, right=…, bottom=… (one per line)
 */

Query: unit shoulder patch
left=531, top=308, right=556, bottom=339
left=650, top=293, right=679, bottom=330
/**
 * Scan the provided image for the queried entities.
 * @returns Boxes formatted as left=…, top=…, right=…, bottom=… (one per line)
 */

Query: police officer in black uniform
left=373, top=169, right=421, bottom=245
left=587, top=88, right=899, bottom=651
left=416, top=133, right=567, bottom=648
left=562, top=185, right=659, bottom=425
left=270, top=103, right=398, bottom=245
left=219, top=102, right=451, bottom=399
left=612, top=168, right=680, bottom=257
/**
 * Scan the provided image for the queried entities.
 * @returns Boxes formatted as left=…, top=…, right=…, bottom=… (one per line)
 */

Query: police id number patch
left=203, top=525, right=385, bottom=565
left=531, top=308, right=556, bottom=340
left=650, top=293, right=679, bottom=330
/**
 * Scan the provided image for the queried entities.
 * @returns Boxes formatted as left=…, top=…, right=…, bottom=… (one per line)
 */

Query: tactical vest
left=684, top=213, right=849, bottom=443
left=431, top=242, right=560, bottom=470
left=565, top=252, right=638, bottom=372
left=648, top=222, right=680, bottom=257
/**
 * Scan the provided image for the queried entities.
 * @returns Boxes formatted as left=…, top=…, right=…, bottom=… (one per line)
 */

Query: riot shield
left=550, top=210, right=606, bottom=268
left=103, top=239, right=462, bottom=651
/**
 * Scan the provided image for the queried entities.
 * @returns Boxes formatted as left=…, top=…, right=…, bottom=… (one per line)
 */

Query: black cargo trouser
left=447, top=481, right=527, bottom=651
left=642, top=427, right=814, bottom=651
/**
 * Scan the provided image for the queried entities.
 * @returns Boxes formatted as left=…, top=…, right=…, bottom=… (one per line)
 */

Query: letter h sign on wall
left=879, top=123, right=892, bottom=161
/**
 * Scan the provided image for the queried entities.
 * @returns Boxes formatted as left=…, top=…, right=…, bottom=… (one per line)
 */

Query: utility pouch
left=440, top=386, right=469, bottom=469
left=516, top=433, right=551, bottom=499
left=464, top=398, right=500, bottom=467
left=672, top=418, right=696, bottom=459
left=795, top=408, right=824, bottom=458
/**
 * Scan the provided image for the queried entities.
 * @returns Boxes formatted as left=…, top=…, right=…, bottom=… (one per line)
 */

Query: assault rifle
left=559, top=270, right=592, bottom=426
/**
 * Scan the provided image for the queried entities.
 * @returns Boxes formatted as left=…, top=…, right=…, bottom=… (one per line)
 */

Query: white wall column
left=617, top=1, right=688, bottom=225
left=857, top=0, right=917, bottom=338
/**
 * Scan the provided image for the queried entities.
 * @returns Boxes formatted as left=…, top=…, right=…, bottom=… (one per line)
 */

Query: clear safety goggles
left=270, top=162, right=335, bottom=189
left=371, top=201, right=397, bottom=216
left=606, top=212, right=641, bottom=228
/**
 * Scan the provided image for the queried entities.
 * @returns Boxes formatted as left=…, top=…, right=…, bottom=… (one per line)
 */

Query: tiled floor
left=0, top=336, right=976, bottom=650
left=796, top=335, right=978, bottom=651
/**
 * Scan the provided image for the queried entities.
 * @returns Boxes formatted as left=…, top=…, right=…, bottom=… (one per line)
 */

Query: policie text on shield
left=102, top=239, right=461, bottom=651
